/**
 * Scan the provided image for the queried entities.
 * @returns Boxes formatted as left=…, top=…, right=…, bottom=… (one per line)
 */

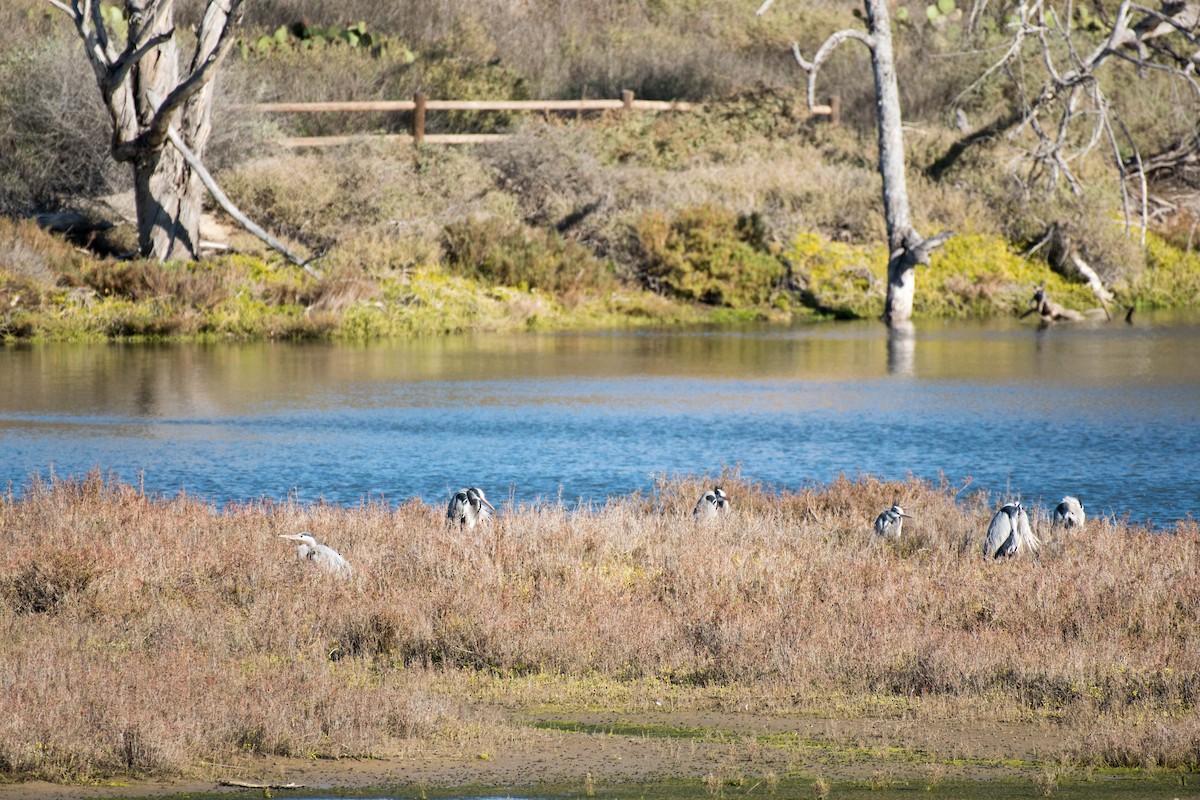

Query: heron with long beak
left=873, top=502, right=911, bottom=538
left=278, top=532, right=353, bottom=576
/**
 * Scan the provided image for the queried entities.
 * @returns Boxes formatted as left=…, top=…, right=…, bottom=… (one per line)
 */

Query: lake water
left=2, top=315, right=1198, bottom=524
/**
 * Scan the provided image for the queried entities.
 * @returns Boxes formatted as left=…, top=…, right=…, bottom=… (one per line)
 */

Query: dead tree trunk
left=869, top=0, right=915, bottom=324
left=760, top=0, right=951, bottom=327
left=48, top=0, right=241, bottom=261
left=132, top=142, right=199, bottom=258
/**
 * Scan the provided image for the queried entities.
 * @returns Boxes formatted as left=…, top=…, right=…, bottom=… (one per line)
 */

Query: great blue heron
left=1052, top=496, right=1086, bottom=528
left=982, top=502, right=1041, bottom=559
left=447, top=487, right=494, bottom=529
left=278, top=532, right=353, bottom=576
left=873, top=502, right=910, bottom=538
left=694, top=487, right=731, bottom=521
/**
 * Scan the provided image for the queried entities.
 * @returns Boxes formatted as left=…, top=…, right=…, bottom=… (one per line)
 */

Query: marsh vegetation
left=1, top=474, right=1196, bottom=786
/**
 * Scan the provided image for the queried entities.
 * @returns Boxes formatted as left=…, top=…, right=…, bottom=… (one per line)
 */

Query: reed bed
left=1, top=472, right=1197, bottom=781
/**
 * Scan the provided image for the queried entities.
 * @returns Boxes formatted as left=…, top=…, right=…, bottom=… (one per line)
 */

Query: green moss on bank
left=2, top=223, right=1199, bottom=342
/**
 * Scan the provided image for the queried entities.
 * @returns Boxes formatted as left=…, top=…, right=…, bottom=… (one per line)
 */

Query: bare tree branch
left=790, top=29, right=875, bottom=108
left=144, top=0, right=241, bottom=147
left=88, top=0, right=115, bottom=64
left=107, top=0, right=176, bottom=96
left=166, top=126, right=316, bottom=274
left=107, top=31, right=175, bottom=97
left=938, top=0, right=1200, bottom=242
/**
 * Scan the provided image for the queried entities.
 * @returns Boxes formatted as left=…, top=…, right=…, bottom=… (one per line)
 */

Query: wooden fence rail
left=232, top=90, right=837, bottom=148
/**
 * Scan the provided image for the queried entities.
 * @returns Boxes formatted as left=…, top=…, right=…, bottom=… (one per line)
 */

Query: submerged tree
left=758, top=0, right=952, bottom=327
left=46, top=0, right=243, bottom=261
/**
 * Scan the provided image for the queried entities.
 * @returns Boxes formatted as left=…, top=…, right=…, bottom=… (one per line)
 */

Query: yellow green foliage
left=919, top=234, right=1098, bottom=317
left=636, top=205, right=786, bottom=308
left=785, top=231, right=1115, bottom=320
left=786, top=232, right=886, bottom=319
left=1121, top=234, right=1200, bottom=308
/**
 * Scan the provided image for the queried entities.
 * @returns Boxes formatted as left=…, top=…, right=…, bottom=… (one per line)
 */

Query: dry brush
left=0, top=472, right=1197, bottom=781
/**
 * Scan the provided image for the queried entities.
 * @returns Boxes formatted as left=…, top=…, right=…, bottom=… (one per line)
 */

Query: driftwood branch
left=217, top=779, right=306, bottom=789
left=166, top=126, right=319, bottom=276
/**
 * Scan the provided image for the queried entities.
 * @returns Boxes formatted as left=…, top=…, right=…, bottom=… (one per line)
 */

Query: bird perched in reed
left=694, top=487, right=730, bottom=521
left=873, top=502, right=910, bottom=538
left=982, top=502, right=1040, bottom=559
left=278, top=532, right=353, bottom=576
left=447, top=487, right=494, bottom=529
left=1052, top=496, right=1086, bottom=528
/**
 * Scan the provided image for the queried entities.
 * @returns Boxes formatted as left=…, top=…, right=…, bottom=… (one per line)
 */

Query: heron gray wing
left=983, top=507, right=1013, bottom=559
left=447, top=490, right=469, bottom=525
left=1016, top=506, right=1040, bottom=554
left=313, top=544, right=353, bottom=576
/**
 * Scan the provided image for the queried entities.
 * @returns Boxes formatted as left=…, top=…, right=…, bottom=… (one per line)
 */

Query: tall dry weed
left=1, top=471, right=1197, bottom=780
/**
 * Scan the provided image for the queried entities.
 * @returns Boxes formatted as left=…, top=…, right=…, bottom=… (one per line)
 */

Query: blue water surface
left=2, top=315, right=1197, bottom=523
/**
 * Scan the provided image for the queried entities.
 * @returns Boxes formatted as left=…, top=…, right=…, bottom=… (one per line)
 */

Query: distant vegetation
left=1, top=0, right=1198, bottom=340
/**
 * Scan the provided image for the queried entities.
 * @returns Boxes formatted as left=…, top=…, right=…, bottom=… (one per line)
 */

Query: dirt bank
left=0, top=709, right=1175, bottom=799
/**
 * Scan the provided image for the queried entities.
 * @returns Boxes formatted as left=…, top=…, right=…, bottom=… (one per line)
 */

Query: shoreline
left=0, top=709, right=1181, bottom=799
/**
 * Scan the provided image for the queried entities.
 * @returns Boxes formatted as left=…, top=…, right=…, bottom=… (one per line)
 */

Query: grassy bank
left=1, top=473, right=1197, bottom=785
left=3, top=0, right=1200, bottom=339
left=4, top=0, right=1200, bottom=342
left=4, top=208, right=1199, bottom=342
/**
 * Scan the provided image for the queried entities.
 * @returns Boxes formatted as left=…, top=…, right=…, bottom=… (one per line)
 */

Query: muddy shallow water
left=1, top=710, right=1191, bottom=800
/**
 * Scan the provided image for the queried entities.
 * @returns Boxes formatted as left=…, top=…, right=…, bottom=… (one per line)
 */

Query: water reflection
left=2, top=314, right=1197, bottom=523
left=887, top=321, right=915, bottom=377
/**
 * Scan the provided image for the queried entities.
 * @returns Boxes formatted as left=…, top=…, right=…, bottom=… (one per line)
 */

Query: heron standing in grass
left=694, top=487, right=731, bottom=521
left=1052, top=496, right=1086, bottom=528
left=447, top=487, right=494, bottom=529
left=278, top=532, right=353, bottom=576
left=873, top=502, right=910, bottom=538
left=982, top=502, right=1040, bottom=559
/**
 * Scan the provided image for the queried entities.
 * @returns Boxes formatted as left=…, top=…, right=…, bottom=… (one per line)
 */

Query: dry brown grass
left=1, top=472, right=1197, bottom=781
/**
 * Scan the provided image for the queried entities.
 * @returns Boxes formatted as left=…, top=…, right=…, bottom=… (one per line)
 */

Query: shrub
left=635, top=205, right=787, bottom=307
left=0, top=36, right=124, bottom=215
left=1, top=549, right=95, bottom=614
left=482, top=123, right=610, bottom=232
left=786, top=231, right=885, bottom=318
left=441, top=216, right=615, bottom=295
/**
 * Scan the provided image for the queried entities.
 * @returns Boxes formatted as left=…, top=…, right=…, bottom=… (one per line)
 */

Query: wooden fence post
left=413, top=92, right=426, bottom=143
left=621, top=89, right=634, bottom=110
left=828, top=95, right=841, bottom=126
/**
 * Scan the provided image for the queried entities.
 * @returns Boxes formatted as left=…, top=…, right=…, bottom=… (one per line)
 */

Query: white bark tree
left=47, top=0, right=243, bottom=261
left=758, top=0, right=952, bottom=326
